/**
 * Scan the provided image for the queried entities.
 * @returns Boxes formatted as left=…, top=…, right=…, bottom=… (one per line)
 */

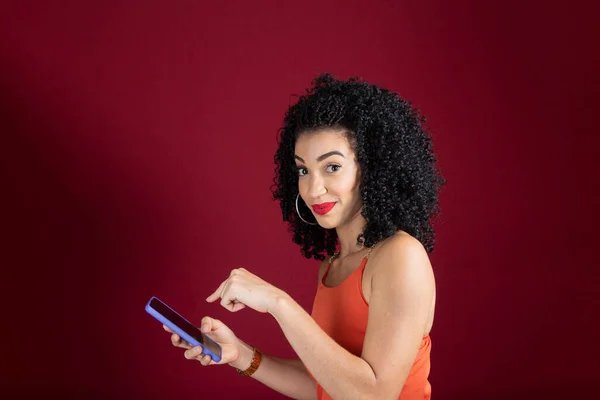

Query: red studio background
left=1, top=1, right=598, bottom=399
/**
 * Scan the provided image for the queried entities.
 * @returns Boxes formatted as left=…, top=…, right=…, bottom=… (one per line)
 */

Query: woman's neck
left=335, top=210, right=367, bottom=258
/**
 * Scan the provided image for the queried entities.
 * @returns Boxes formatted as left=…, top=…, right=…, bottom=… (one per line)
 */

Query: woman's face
left=294, top=129, right=362, bottom=229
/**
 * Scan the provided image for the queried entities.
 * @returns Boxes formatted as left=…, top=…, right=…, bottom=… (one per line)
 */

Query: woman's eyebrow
left=294, top=151, right=346, bottom=163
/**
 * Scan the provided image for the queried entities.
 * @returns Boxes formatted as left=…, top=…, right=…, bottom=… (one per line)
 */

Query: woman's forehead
left=294, top=130, right=354, bottom=158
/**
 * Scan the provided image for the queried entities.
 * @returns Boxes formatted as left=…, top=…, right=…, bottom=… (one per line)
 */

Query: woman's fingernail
left=201, top=324, right=208, bottom=332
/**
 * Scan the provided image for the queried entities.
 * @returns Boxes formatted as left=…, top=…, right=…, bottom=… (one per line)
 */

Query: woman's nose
left=307, top=175, right=327, bottom=198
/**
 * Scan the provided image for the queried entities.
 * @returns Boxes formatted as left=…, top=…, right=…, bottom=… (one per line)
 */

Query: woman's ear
left=355, top=162, right=363, bottom=185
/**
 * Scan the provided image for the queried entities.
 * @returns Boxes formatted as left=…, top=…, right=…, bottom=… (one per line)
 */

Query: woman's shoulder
left=370, top=231, right=431, bottom=275
left=376, top=230, right=423, bottom=251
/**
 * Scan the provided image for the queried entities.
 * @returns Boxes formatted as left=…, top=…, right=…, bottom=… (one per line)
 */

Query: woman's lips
left=311, top=202, right=336, bottom=215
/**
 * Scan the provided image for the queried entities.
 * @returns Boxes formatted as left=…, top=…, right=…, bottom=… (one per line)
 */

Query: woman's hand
left=206, top=268, right=287, bottom=314
left=164, top=316, right=241, bottom=366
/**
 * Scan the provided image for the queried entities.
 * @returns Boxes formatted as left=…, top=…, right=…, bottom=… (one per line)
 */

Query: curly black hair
left=271, top=73, right=446, bottom=260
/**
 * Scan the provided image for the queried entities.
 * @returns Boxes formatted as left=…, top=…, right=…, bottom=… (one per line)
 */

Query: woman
left=164, top=73, right=445, bottom=399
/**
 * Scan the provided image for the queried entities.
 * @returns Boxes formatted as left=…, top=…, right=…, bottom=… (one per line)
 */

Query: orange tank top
left=310, top=256, right=432, bottom=400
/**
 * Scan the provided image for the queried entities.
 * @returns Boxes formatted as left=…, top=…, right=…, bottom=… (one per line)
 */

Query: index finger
left=206, top=280, right=226, bottom=303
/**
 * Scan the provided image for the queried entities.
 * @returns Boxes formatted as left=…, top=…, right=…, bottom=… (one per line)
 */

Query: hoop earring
left=295, top=193, right=318, bottom=225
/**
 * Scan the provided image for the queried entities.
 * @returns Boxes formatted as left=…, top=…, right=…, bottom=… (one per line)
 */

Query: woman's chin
left=314, top=216, right=337, bottom=230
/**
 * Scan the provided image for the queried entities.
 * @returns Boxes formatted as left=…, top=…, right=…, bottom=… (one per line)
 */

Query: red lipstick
left=312, top=202, right=336, bottom=215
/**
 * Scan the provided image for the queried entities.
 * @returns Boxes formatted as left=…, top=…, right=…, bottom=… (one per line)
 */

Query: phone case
left=145, top=296, right=222, bottom=362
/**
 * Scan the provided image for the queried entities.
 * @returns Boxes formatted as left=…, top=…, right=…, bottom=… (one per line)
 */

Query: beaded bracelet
left=237, top=347, right=262, bottom=377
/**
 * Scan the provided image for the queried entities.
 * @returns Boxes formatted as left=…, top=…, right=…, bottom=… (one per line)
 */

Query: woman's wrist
left=229, top=339, right=254, bottom=370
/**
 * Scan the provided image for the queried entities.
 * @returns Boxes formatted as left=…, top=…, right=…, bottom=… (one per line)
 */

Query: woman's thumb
left=200, top=316, right=222, bottom=332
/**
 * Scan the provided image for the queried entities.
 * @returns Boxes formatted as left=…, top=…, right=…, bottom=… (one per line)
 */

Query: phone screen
left=149, top=298, right=222, bottom=357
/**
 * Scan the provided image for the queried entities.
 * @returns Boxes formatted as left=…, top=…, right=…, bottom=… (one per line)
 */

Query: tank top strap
left=364, top=245, right=375, bottom=259
left=323, top=245, right=375, bottom=284
left=322, top=252, right=338, bottom=279
left=328, top=252, right=339, bottom=265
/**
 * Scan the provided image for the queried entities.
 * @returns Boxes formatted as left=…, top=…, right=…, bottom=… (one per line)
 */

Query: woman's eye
left=326, top=164, right=341, bottom=173
left=297, top=167, right=308, bottom=176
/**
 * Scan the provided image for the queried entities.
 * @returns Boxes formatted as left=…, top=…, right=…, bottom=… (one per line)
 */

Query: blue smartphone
left=145, top=296, right=222, bottom=362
